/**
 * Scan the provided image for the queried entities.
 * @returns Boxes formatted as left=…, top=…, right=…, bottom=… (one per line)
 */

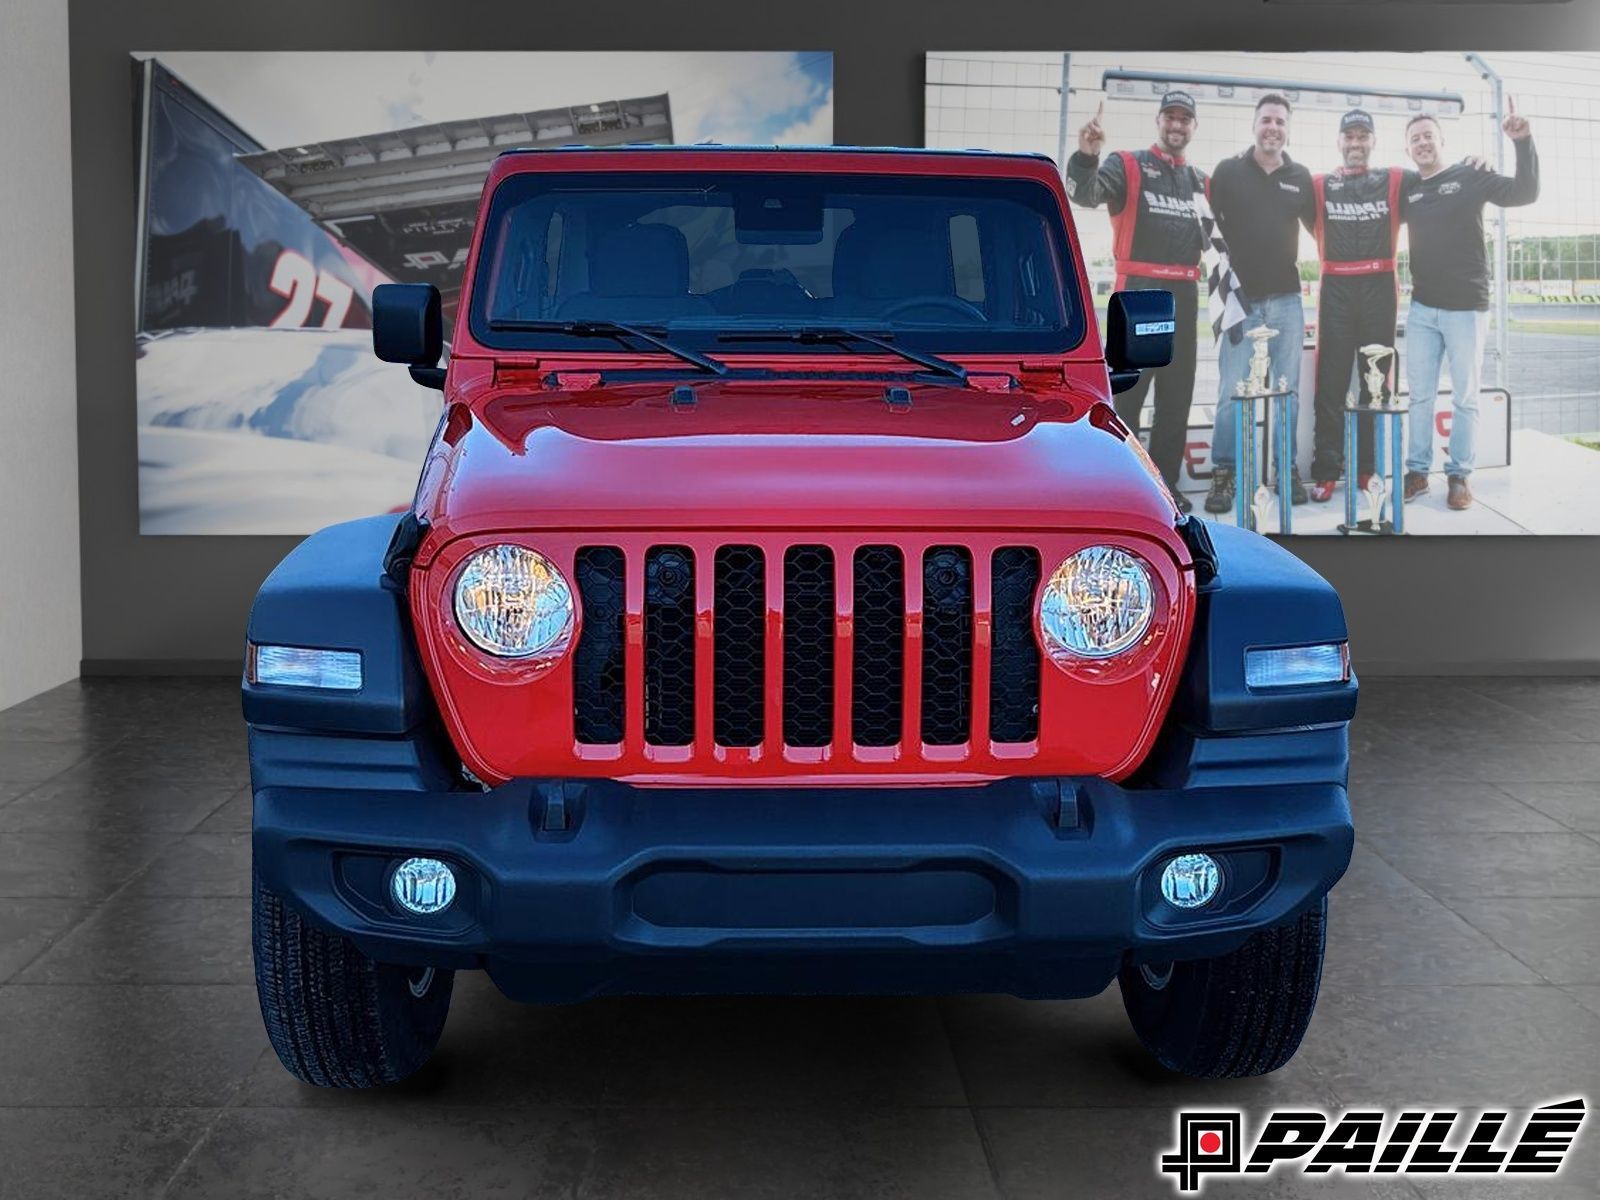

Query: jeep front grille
left=571, top=538, right=1043, bottom=758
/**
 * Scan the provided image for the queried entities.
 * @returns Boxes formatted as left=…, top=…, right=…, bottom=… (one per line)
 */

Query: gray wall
left=2, top=0, right=82, bottom=709
left=69, top=0, right=1600, bottom=676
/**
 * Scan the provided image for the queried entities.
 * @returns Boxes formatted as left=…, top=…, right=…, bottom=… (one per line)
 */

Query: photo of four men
left=1065, top=84, right=1538, bottom=519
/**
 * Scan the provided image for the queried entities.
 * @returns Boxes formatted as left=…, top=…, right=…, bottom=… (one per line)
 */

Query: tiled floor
left=1, top=676, right=1597, bottom=1198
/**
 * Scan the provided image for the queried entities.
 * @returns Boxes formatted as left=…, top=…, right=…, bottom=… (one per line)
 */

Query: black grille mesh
left=713, top=546, right=765, bottom=746
left=644, top=546, right=695, bottom=745
left=782, top=545, right=835, bottom=747
left=921, top=546, right=973, bottom=745
left=990, top=547, right=1042, bottom=742
left=852, top=546, right=904, bottom=747
left=572, top=546, right=625, bottom=743
left=573, top=540, right=1026, bottom=756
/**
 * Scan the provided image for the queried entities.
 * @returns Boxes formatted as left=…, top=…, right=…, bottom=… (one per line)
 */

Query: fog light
left=1160, top=853, right=1222, bottom=910
left=391, top=857, right=456, bottom=915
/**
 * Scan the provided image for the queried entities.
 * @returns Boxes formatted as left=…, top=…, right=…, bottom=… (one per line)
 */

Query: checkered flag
left=1195, top=190, right=1249, bottom=345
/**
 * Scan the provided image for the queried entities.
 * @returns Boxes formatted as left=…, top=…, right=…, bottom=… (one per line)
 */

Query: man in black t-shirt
left=1401, top=102, right=1539, bottom=511
left=1067, top=90, right=1208, bottom=512
left=1204, top=93, right=1317, bottom=516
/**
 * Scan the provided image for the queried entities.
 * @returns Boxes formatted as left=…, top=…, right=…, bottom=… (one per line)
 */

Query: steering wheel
left=880, top=295, right=987, bottom=322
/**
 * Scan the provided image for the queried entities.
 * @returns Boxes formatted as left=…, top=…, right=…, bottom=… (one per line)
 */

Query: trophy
left=1364, top=471, right=1388, bottom=528
left=1339, top=342, right=1407, bottom=536
left=1239, top=325, right=1278, bottom=400
left=1360, top=344, right=1395, bottom=408
left=1232, top=325, right=1292, bottom=533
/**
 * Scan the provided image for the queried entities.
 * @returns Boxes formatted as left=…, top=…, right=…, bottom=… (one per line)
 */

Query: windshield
left=468, top=169, right=1085, bottom=356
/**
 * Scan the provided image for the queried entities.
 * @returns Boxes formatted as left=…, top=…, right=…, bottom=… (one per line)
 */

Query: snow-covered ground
left=136, top=328, right=441, bottom=534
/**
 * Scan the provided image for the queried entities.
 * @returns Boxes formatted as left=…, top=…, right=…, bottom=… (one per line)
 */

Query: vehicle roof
left=496, top=143, right=1057, bottom=163
left=481, top=145, right=1067, bottom=192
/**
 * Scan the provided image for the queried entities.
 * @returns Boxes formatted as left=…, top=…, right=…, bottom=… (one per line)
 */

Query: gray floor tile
left=1350, top=781, right=1566, bottom=835
left=977, top=1107, right=1419, bottom=1200
left=242, top=971, right=616, bottom=1108
left=0, top=738, right=94, bottom=787
left=1403, top=742, right=1600, bottom=784
left=1562, top=985, right=1600, bottom=1019
left=0, top=1108, right=213, bottom=1200
left=938, top=987, right=1335, bottom=1109
left=0, top=829, right=175, bottom=899
left=192, top=786, right=252, bottom=833
left=1495, top=782, right=1600, bottom=832
left=1364, top=833, right=1600, bottom=899
left=16, top=894, right=252, bottom=985
left=162, top=1106, right=598, bottom=1200
left=1325, top=865, right=1540, bottom=987
left=75, top=732, right=249, bottom=786
left=1447, top=898, right=1600, bottom=984
left=1356, top=683, right=1583, bottom=747
left=1461, top=679, right=1600, bottom=742
left=578, top=1106, right=998, bottom=1200
left=599, top=994, right=968, bottom=1108
left=125, top=833, right=252, bottom=897
left=0, top=984, right=266, bottom=1106
left=0, top=898, right=93, bottom=983
left=0, top=770, right=236, bottom=833
left=1297, top=985, right=1600, bottom=1108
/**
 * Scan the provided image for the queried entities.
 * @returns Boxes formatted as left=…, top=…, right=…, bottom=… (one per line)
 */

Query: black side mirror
left=1105, top=289, right=1175, bottom=395
left=373, top=283, right=445, bottom=390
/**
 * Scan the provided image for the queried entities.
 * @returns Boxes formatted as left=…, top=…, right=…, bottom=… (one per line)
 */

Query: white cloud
left=772, top=89, right=835, bottom=145
left=136, top=50, right=833, bottom=149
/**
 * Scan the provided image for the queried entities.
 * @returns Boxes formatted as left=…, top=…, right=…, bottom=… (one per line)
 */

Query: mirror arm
left=409, top=365, right=447, bottom=390
left=1108, top=368, right=1142, bottom=395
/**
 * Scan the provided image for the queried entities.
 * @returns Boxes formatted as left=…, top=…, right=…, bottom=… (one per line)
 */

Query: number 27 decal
left=268, top=249, right=356, bottom=329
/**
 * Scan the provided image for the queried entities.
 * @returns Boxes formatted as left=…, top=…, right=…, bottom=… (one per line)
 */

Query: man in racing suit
left=1308, top=109, right=1404, bottom=502
left=1067, top=90, right=1207, bottom=512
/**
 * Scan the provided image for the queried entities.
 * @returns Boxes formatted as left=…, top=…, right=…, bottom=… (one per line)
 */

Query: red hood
left=414, top=378, right=1183, bottom=560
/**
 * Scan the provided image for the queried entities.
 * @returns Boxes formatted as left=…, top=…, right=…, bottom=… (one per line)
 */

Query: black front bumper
left=253, top=773, right=1352, bottom=1004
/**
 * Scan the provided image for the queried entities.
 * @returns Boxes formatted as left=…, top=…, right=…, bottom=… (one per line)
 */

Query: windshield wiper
left=487, top=318, right=728, bottom=376
left=716, top=326, right=968, bottom=384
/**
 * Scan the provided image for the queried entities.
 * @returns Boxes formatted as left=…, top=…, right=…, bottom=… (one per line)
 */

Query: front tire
left=252, top=872, right=454, bottom=1087
left=1118, top=897, right=1327, bottom=1078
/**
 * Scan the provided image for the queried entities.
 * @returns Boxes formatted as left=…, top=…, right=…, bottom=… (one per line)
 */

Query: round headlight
left=1039, top=546, right=1154, bottom=661
left=453, top=545, right=575, bottom=659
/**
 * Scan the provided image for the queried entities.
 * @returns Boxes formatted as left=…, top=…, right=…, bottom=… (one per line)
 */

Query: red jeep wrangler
left=243, top=146, right=1356, bottom=1088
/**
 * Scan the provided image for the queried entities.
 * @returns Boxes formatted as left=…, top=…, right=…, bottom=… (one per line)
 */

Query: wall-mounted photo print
left=927, top=52, right=1600, bottom=535
left=133, top=51, right=834, bottom=534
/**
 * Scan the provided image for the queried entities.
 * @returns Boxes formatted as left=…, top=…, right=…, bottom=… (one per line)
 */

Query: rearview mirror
left=373, top=283, right=445, bottom=389
left=1104, top=289, right=1175, bottom=395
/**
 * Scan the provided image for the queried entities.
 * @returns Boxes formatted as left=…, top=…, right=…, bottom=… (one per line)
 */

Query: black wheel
left=1118, top=897, right=1327, bottom=1078
left=252, top=871, right=454, bottom=1087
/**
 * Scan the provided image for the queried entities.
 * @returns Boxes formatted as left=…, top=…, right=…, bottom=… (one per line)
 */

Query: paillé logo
left=1159, top=1098, right=1586, bottom=1193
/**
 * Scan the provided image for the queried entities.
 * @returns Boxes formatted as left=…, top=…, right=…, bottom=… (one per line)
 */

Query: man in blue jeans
left=1205, top=94, right=1317, bottom=515
left=1402, top=101, right=1538, bottom=510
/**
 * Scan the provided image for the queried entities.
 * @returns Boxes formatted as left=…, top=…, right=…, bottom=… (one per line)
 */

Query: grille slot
left=852, top=546, right=904, bottom=747
left=643, top=546, right=696, bottom=746
left=921, top=545, right=973, bottom=745
left=572, top=546, right=625, bottom=744
left=713, top=545, right=765, bottom=747
left=782, top=545, right=835, bottom=747
left=990, top=547, right=1042, bottom=742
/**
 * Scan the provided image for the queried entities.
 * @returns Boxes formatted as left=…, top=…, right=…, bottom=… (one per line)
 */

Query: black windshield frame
left=466, top=169, right=1088, bottom=357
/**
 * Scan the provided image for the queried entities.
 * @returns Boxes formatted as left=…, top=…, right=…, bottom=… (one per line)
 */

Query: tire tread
left=253, top=872, right=452, bottom=1088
